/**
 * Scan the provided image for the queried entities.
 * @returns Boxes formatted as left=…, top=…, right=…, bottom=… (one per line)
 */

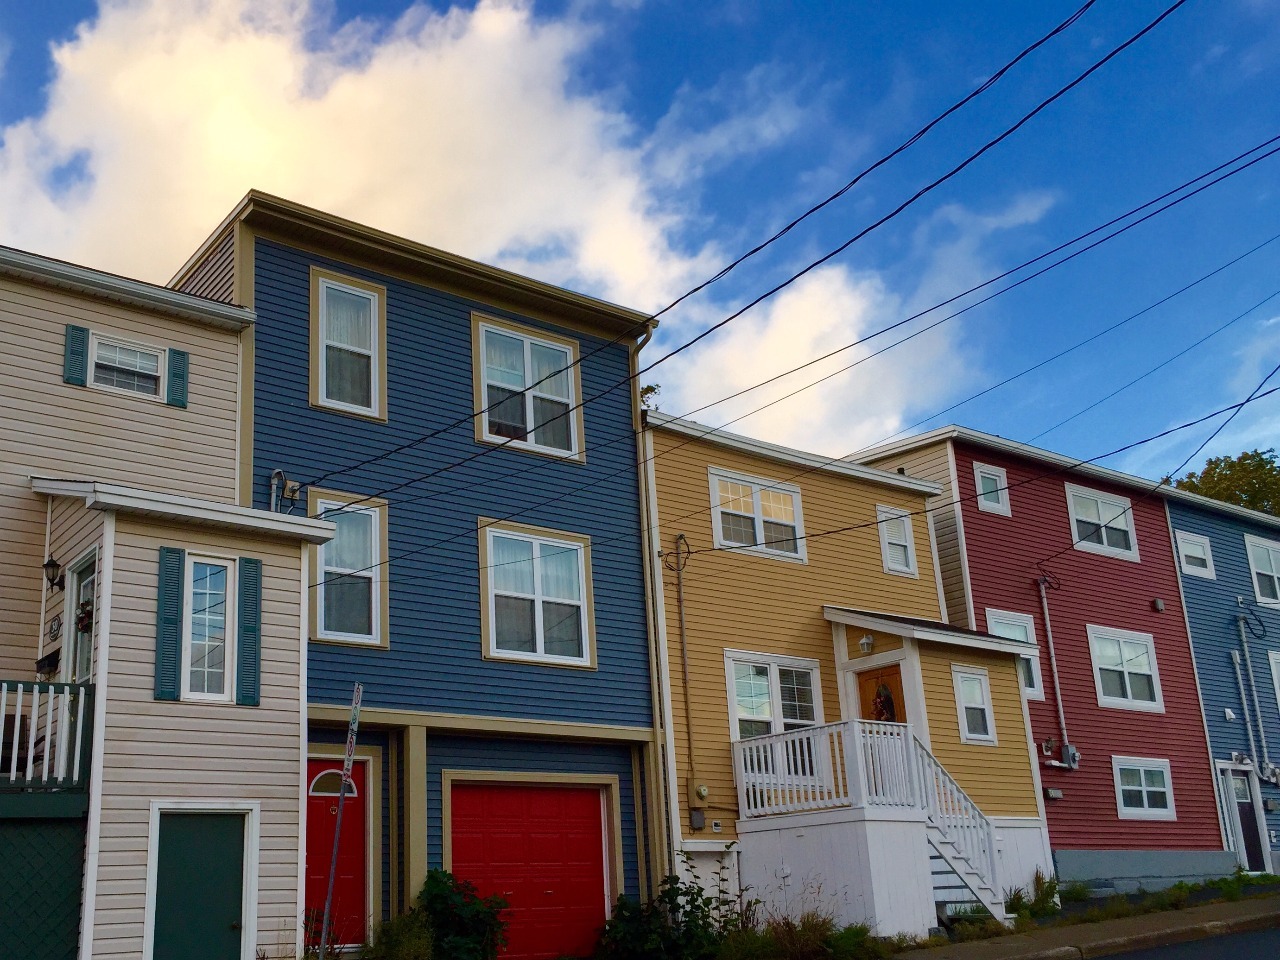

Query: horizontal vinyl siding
left=0, top=277, right=241, bottom=676
left=425, top=734, right=641, bottom=898
left=173, top=227, right=236, bottom=304
left=952, top=442, right=1220, bottom=852
left=1169, top=501, right=1280, bottom=847
left=917, top=643, right=1039, bottom=817
left=252, top=240, right=651, bottom=727
left=92, top=520, right=303, bottom=958
left=650, top=428, right=944, bottom=838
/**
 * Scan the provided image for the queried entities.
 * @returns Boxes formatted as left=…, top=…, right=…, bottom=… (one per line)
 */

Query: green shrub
left=1028, top=869, right=1060, bottom=918
left=1058, top=881, right=1091, bottom=904
left=594, top=873, right=724, bottom=960
left=416, top=870, right=506, bottom=960
left=360, top=910, right=433, bottom=960
left=714, top=927, right=779, bottom=960
left=762, top=911, right=838, bottom=960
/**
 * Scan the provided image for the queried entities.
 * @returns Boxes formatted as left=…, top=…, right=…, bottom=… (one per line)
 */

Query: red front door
left=451, top=783, right=609, bottom=960
left=305, top=759, right=368, bottom=947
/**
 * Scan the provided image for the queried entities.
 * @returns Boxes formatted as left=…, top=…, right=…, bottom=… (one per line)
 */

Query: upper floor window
left=985, top=609, right=1043, bottom=700
left=973, top=463, right=1011, bottom=516
left=726, top=651, right=821, bottom=739
left=183, top=555, right=236, bottom=702
left=1066, top=483, right=1139, bottom=561
left=92, top=334, right=163, bottom=399
left=1112, top=756, right=1176, bottom=820
left=310, top=269, right=386, bottom=420
left=1246, top=534, right=1280, bottom=605
left=1175, top=531, right=1216, bottom=579
left=1088, top=625, right=1163, bottom=712
left=877, top=506, right=917, bottom=577
left=952, top=665, right=996, bottom=745
left=480, top=521, right=594, bottom=667
left=312, top=491, right=389, bottom=648
left=475, top=317, right=582, bottom=459
left=709, top=469, right=805, bottom=561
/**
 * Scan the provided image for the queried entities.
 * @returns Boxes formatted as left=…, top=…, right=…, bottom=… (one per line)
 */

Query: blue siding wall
left=252, top=240, right=652, bottom=727
left=1168, top=501, right=1280, bottom=851
left=425, top=735, right=642, bottom=899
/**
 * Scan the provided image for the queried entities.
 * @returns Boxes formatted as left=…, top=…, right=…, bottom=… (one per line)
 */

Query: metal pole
left=318, top=779, right=348, bottom=956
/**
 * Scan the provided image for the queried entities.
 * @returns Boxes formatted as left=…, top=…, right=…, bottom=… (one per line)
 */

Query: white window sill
left=1074, top=540, right=1141, bottom=563
left=1117, top=807, right=1177, bottom=821
left=716, top=543, right=808, bottom=564
left=1097, top=696, right=1164, bottom=713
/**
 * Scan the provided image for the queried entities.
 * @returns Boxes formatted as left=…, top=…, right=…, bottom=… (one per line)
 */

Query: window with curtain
left=1246, top=535, right=1280, bottom=604
left=318, top=501, right=381, bottom=644
left=486, top=528, right=589, bottom=664
left=480, top=323, right=578, bottom=455
left=320, top=279, right=378, bottom=414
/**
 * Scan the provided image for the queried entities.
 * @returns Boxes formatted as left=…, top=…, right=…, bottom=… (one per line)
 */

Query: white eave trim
left=0, top=245, right=254, bottom=332
left=823, top=606, right=1036, bottom=657
left=31, top=478, right=334, bottom=543
left=646, top=411, right=942, bottom=496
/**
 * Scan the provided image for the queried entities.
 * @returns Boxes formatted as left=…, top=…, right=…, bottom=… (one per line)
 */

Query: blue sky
left=1, top=0, right=1277, bottom=479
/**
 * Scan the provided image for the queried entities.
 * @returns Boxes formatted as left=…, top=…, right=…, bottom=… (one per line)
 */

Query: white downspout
left=1231, top=650, right=1261, bottom=767
left=1237, top=610, right=1271, bottom=772
left=1037, top=577, right=1072, bottom=761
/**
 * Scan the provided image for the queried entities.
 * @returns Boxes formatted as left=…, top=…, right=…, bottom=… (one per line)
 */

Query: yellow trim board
left=307, top=704, right=653, bottom=742
left=404, top=725, right=429, bottom=911
left=309, top=266, right=389, bottom=423
left=308, top=744, right=384, bottom=936
left=477, top=516, right=597, bottom=670
left=307, top=487, right=391, bottom=649
left=439, top=770, right=626, bottom=903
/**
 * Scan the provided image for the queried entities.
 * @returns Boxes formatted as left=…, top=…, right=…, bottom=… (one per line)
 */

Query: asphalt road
left=1108, top=927, right=1280, bottom=958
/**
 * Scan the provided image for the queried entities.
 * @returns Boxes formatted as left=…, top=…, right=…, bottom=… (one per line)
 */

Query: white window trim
left=478, top=320, right=581, bottom=459
left=722, top=649, right=824, bottom=741
left=1112, top=756, right=1177, bottom=821
left=877, top=505, right=918, bottom=577
left=60, top=547, right=99, bottom=684
left=973, top=462, right=1011, bottom=516
left=952, top=664, right=997, bottom=745
left=318, top=277, right=381, bottom=418
left=1270, top=651, right=1280, bottom=714
left=141, top=799, right=260, bottom=960
left=1174, top=530, right=1216, bottom=579
left=1244, top=533, right=1280, bottom=607
left=180, top=553, right=237, bottom=704
left=1065, top=482, right=1140, bottom=562
left=1087, top=624, right=1164, bottom=713
left=88, top=330, right=166, bottom=403
left=708, top=467, right=808, bottom=563
left=316, top=499, right=383, bottom=646
left=985, top=609, right=1043, bottom=700
left=484, top=527, right=591, bottom=667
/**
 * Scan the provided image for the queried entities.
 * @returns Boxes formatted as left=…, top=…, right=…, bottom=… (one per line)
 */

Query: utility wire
left=307, top=0, right=1183, bottom=502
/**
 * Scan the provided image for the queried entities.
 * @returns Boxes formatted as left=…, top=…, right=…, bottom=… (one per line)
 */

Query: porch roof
left=823, top=606, right=1036, bottom=657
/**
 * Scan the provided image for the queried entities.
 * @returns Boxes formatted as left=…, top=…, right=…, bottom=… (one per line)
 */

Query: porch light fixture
left=42, top=556, right=65, bottom=591
left=859, top=634, right=874, bottom=654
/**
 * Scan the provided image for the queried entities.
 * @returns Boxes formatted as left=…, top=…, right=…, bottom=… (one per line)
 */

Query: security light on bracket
left=42, top=556, right=65, bottom=592
left=859, top=634, right=874, bottom=654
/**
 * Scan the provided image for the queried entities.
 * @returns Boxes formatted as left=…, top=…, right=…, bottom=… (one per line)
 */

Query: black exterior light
left=43, top=556, right=65, bottom=591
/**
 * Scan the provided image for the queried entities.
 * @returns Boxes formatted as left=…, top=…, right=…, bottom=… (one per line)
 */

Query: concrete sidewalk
left=898, top=894, right=1280, bottom=960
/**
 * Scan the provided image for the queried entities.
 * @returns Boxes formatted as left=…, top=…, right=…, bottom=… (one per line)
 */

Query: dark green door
left=153, top=813, right=245, bottom=960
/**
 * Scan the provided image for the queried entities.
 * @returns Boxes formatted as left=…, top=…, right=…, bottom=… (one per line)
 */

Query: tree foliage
left=1174, top=448, right=1280, bottom=516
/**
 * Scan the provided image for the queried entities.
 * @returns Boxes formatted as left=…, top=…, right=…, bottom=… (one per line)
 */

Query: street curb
left=1075, top=909, right=1280, bottom=958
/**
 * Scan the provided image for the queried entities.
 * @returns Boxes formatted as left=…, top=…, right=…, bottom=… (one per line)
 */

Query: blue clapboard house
left=171, top=192, right=662, bottom=956
left=1165, top=488, right=1280, bottom=875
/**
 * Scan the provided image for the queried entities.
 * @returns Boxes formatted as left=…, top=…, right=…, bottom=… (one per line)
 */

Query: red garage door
left=450, top=783, right=609, bottom=960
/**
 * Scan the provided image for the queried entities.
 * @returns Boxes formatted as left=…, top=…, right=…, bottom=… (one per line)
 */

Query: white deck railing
left=733, top=719, right=996, bottom=889
left=0, top=681, right=93, bottom=792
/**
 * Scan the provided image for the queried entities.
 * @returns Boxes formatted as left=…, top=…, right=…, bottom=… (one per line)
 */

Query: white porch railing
left=0, top=681, right=93, bottom=792
left=733, top=720, right=996, bottom=891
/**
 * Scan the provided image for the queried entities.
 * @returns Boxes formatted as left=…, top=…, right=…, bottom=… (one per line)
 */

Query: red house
left=859, top=427, right=1232, bottom=892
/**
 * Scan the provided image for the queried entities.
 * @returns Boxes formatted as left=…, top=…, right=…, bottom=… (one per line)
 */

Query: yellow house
left=642, top=413, right=1050, bottom=935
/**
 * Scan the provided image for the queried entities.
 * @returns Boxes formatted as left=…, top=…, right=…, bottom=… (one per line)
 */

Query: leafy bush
left=1058, top=880, right=1091, bottom=904
left=594, top=873, right=724, bottom=960
left=416, top=870, right=507, bottom=960
left=361, top=910, right=433, bottom=960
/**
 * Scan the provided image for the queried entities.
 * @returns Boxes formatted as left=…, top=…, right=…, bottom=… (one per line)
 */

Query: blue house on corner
left=1165, top=489, right=1280, bottom=875
left=171, top=192, right=662, bottom=957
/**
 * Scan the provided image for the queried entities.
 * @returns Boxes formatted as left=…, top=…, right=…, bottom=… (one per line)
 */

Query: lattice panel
left=0, top=818, right=86, bottom=960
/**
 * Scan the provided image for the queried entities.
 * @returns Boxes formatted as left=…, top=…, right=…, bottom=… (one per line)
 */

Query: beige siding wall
left=92, top=519, right=303, bottom=958
left=0, top=277, right=241, bottom=677
left=651, top=428, right=943, bottom=840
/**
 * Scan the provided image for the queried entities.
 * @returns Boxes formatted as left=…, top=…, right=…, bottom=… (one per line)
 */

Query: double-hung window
left=877, top=506, right=917, bottom=576
left=315, top=497, right=385, bottom=646
left=1088, top=625, right=1163, bottom=712
left=477, top=318, right=580, bottom=457
left=1066, top=484, right=1139, bottom=561
left=91, top=334, right=164, bottom=399
left=952, top=666, right=996, bottom=744
left=1246, top=535, right=1280, bottom=605
left=709, top=469, right=805, bottom=560
left=985, top=609, right=1043, bottom=700
left=312, top=269, right=385, bottom=419
left=973, top=463, right=1011, bottom=516
left=726, top=652, right=822, bottom=779
left=482, top=523, right=593, bottom=666
left=1175, top=531, right=1216, bottom=579
left=1112, top=756, right=1175, bottom=820
left=182, top=555, right=235, bottom=702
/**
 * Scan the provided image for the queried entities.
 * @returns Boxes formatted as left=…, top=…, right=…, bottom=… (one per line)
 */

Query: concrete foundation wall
left=1053, top=849, right=1239, bottom=894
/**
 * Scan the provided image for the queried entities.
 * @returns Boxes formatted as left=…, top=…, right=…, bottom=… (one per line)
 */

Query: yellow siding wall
left=917, top=643, right=1039, bottom=817
left=651, top=428, right=943, bottom=839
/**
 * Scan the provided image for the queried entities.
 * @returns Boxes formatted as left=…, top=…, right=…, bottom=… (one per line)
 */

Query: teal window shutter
left=154, top=547, right=185, bottom=701
left=236, top=557, right=262, bottom=706
left=64, top=325, right=89, bottom=386
left=166, top=349, right=189, bottom=408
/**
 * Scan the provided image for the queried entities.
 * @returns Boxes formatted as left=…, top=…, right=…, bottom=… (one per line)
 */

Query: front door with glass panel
left=64, top=554, right=96, bottom=683
left=1223, top=768, right=1267, bottom=872
left=857, top=665, right=905, bottom=723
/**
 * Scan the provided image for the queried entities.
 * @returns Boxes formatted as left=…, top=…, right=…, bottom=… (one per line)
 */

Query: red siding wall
left=953, top=441, right=1220, bottom=851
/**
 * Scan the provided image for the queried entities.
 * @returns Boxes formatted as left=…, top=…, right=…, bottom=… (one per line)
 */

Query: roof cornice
left=0, top=245, right=253, bottom=331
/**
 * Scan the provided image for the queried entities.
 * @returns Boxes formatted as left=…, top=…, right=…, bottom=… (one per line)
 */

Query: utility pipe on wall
left=668, top=534, right=704, bottom=817
left=1231, top=649, right=1261, bottom=767
left=1038, top=576, right=1073, bottom=760
left=1237, top=611, right=1271, bottom=770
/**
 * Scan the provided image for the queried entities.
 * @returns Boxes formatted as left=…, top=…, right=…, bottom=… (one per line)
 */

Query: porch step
left=926, top=829, right=1010, bottom=924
